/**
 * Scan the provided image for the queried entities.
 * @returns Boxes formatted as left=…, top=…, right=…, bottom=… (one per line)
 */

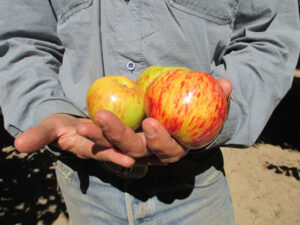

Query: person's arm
left=210, top=0, right=300, bottom=148
left=0, top=0, right=84, bottom=137
left=0, top=1, right=138, bottom=167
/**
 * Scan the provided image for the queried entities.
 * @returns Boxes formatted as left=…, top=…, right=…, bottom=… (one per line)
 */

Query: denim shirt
left=0, top=0, right=300, bottom=148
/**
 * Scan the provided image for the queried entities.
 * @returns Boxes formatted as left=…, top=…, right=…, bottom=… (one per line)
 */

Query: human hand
left=88, top=77, right=232, bottom=165
left=14, top=113, right=136, bottom=167
left=13, top=111, right=170, bottom=167
left=139, top=77, right=232, bottom=163
left=14, top=78, right=231, bottom=167
left=91, top=110, right=189, bottom=165
left=218, top=78, right=232, bottom=120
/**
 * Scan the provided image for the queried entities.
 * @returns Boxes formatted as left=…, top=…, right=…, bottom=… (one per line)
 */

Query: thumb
left=14, top=123, right=57, bottom=153
left=217, top=78, right=232, bottom=98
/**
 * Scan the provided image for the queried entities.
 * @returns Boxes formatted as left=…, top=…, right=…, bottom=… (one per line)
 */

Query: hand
left=218, top=78, right=232, bottom=120
left=14, top=113, right=136, bottom=167
left=15, top=78, right=232, bottom=167
left=83, top=77, right=232, bottom=165
left=139, top=78, right=232, bottom=164
left=92, top=110, right=189, bottom=165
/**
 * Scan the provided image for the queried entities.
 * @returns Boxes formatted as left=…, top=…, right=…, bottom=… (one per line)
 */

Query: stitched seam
left=57, top=0, right=93, bottom=24
left=169, top=0, right=234, bottom=25
left=56, top=162, right=74, bottom=181
left=125, top=192, right=135, bottom=225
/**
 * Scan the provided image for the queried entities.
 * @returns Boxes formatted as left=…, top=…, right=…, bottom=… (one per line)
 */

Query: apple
left=136, top=65, right=190, bottom=93
left=86, top=76, right=144, bottom=130
left=144, top=70, right=227, bottom=149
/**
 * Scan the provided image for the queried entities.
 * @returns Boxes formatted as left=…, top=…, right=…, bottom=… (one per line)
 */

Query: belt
left=50, top=145, right=223, bottom=179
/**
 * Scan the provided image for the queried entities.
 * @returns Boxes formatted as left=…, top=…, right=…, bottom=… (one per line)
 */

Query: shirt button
left=127, top=61, right=136, bottom=71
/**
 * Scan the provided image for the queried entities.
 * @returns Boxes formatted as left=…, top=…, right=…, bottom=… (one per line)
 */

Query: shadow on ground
left=263, top=161, right=300, bottom=181
left=256, top=76, right=300, bottom=151
left=0, top=116, right=68, bottom=225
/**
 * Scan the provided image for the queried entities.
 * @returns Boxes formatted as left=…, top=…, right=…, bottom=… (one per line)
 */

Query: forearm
left=0, top=0, right=85, bottom=137
left=210, top=0, right=300, bottom=147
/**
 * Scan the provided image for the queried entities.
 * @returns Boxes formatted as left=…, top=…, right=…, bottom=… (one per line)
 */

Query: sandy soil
left=222, top=145, right=300, bottom=225
left=1, top=72, right=299, bottom=225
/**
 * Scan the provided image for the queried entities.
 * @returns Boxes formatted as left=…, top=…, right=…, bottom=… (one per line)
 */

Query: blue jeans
left=55, top=149, right=236, bottom=225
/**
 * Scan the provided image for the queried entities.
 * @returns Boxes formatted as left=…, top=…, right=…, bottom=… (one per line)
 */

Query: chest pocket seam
left=168, top=0, right=238, bottom=25
left=52, top=0, right=92, bottom=24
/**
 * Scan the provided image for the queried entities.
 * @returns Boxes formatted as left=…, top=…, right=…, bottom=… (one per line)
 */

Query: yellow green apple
left=144, top=70, right=227, bottom=149
left=136, top=65, right=190, bottom=93
left=86, top=76, right=144, bottom=130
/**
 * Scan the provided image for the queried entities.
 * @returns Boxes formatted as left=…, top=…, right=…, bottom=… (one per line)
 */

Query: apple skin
left=86, top=76, right=144, bottom=130
left=144, top=70, right=227, bottom=149
left=136, top=65, right=190, bottom=93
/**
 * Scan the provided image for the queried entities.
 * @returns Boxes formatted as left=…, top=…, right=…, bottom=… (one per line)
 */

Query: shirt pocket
left=167, top=0, right=238, bottom=25
left=51, top=0, right=92, bottom=23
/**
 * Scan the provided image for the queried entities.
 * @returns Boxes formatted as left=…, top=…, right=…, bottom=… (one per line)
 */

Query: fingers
left=217, top=78, right=232, bottom=120
left=142, top=118, right=188, bottom=164
left=14, top=121, right=57, bottom=153
left=57, top=133, right=135, bottom=167
left=14, top=113, right=136, bottom=168
left=76, top=121, right=136, bottom=167
left=217, top=78, right=232, bottom=98
left=76, top=121, right=113, bottom=149
left=93, top=110, right=149, bottom=158
left=49, top=113, right=136, bottom=167
left=14, top=111, right=187, bottom=167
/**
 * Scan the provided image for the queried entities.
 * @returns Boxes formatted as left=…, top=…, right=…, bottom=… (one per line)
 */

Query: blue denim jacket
left=0, top=0, right=300, bottom=148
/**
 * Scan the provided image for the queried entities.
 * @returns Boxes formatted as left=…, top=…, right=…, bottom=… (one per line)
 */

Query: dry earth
left=222, top=145, right=300, bottom=225
left=0, top=71, right=299, bottom=225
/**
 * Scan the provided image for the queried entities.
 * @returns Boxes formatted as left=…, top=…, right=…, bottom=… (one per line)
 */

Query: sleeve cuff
left=33, top=99, right=86, bottom=126
left=204, top=99, right=239, bottom=150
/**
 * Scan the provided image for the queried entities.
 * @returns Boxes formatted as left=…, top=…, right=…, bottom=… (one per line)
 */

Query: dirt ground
left=0, top=73, right=299, bottom=225
left=222, top=145, right=300, bottom=225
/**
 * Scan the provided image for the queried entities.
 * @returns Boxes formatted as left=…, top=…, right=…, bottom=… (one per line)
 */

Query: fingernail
left=144, top=126, right=156, bottom=138
left=96, top=119, right=108, bottom=130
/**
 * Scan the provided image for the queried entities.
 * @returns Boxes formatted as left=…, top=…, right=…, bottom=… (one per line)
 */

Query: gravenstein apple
left=136, top=65, right=190, bottom=93
left=86, top=76, right=144, bottom=130
left=144, top=70, right=227, bottom=149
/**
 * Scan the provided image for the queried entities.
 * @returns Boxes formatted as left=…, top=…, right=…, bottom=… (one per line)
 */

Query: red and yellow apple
left=86, top=76, right=144, bottom=130
left=136, top=65, right=190, bottom=93
left=144, top=70, right=227, bottom=149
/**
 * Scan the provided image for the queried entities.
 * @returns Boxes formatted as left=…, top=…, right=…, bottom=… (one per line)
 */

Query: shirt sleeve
left=0, top=0, right=85, bottom=137
left=208, top=0, right=300, bottom=148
